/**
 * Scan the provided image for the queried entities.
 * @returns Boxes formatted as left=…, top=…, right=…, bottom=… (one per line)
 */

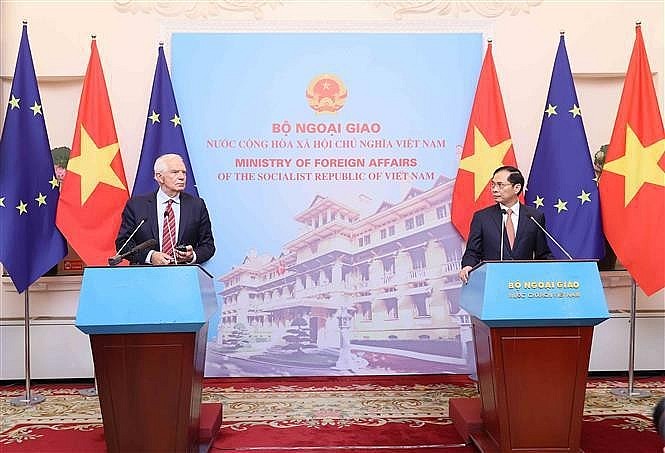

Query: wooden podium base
left=199, top=402, right=223, bottom=453
left=449, top=396, right=501, bottom=453
left=92, top=331, right=210, bottom=453
left=449, top=322, right=593, bottom=453
left=449, top=397, right=482, bottom=442
left=449, top=261, right=606, bottom=453
left=450, top=396, right=584, bottom=453
left=77, top=266, right=220, bottom=453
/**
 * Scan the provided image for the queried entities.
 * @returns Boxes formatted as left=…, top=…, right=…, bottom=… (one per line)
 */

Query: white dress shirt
left=156, top=190, right=181, bottom=250
left=499, top=202, right=519, bottom=236
left=145, top=190, right=181, bottom=264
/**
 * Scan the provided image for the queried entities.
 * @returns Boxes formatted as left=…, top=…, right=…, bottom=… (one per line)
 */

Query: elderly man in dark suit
left=459, top=165, right=553, bottom=283
left=116, top=153, right=215, bottom=265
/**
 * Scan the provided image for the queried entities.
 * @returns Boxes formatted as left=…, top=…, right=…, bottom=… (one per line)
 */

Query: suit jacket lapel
left=178, top=193, right=190, bottom=243
left=148, top=193, right=159, bottom=240
left=513, top=203, right=527, bottom=255
left=492, top=205, right=503, bottom=232
left=493, top=205, right=514, bottom=259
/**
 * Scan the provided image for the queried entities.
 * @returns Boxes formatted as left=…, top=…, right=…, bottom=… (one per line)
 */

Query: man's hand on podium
left=151, top=251, right=175, bottom=265
left=459, top=265, right=473, bottom=284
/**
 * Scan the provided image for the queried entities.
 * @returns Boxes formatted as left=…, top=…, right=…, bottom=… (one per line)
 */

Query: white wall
left=1, top=1, right=663, bottom=378
left=1, top=1, right=663, bottom=181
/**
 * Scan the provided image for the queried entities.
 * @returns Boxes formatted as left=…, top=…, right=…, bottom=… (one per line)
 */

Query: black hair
left=493, top=165, right=524, bottom=195
left=655, top=397, right=665, bottom=440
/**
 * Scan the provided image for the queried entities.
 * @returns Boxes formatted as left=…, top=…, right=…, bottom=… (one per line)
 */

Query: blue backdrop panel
left=172, top=32, right=483, bottom=376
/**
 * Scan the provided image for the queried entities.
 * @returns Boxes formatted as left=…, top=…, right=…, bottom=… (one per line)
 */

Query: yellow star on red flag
left=65, top=125, right=127, bottom=205
left=55, top=38, right=130, bottom=267
left=602, top=124, right=665, bottom=206
left=598, top=24, right=665, bottom=296
left=451, top=41, right=519, bottom=240
left=458, top=126, right=512, bottom=201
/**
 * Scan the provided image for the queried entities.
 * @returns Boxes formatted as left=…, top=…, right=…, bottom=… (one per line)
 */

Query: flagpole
left=611, top=278, right=650, bottom=398
left=9, top=288, right=45, bottom=406
left=76, top=34, right=98, bottom=401
left=78, top=380, right=98, bottom=397
left=2, top=21, right=68, bottom=406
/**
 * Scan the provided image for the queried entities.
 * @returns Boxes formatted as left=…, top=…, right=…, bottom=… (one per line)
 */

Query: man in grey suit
left=459, top=165, right=553, bottom=283
left=116, top=154, right=215, bottom=265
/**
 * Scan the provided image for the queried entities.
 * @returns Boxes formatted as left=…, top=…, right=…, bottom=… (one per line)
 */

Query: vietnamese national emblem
left=306, top=74, right=348, bottom=114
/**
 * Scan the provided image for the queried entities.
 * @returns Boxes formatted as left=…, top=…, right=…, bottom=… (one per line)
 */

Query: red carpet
left=0, top=424, right=105, bottom=452
left=2, top=416, right=663, bottom=452
left=213, top=421, right=472, bottom=452
left=582, top=413, right=664, bottom=453
left=1, top=375, right=663, bottom=452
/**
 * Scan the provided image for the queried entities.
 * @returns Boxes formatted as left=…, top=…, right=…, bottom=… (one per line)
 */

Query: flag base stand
left=610, top=279, right=651, bottom=400
left=610, top=387, right=650, bottom=398
left=7, top=290, right=47, bottom=407
left=78, top=376, right=98, bottom=397
left=78, top=387, right=98, bottom=397
left=10, top=393, right=45, bottom=407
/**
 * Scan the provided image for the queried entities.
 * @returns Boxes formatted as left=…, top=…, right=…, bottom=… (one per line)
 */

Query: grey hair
left=153, top=154, right=184, bottom=174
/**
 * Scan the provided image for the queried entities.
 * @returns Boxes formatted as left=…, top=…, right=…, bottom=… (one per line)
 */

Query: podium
left=76, top=265, right=221, bottom=453
left=450, top=261, right=609, bottom=453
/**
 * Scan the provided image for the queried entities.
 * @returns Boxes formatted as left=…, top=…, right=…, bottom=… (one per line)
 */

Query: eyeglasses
left=490, top=181, right=513, bottom=190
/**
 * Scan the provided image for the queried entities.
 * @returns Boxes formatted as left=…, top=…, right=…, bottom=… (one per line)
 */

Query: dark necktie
left=505, top=208, right=515, bottom=250
left=162, top=200, right=176, bottom=256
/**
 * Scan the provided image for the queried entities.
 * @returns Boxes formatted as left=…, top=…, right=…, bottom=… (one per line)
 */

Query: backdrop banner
left=172, top=32, right=482, bottom=376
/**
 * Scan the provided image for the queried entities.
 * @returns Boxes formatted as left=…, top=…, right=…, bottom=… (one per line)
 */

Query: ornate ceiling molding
left=381, top=1, right=543, bottom=19
left=113, top=1, right=542, bottom=20
left=113, top=1, right=282, bottom=20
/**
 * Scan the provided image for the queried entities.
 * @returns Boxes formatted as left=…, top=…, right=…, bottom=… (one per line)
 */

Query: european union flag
left=0, top=23, right=67, bottom=293
left=526, top=34, right=604, bottom=260
left=133, top=44, right=198, bottom=196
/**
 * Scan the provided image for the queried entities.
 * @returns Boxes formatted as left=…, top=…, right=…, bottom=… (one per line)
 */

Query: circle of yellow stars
left=1, top=94, right=59, bottom=218
left=544, top=102, right=582, bottom=119
left=529, top=101, right=597, bottom=214
left=147, top=109, right=182, bottom=128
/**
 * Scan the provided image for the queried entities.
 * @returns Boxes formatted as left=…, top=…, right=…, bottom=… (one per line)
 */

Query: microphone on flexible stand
left=500, top=209, right=506, bottom=261
left=529, top=215, right=573, bottom=260
left=108, top=218, right=146, bottom=266
left=164, top=210, right=178, bottom=265
left=108, top=239, right=158, bottom=266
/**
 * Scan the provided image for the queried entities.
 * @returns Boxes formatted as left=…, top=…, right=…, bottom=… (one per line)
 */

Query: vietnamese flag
left=451, top=41, right=520, bottom=240
left=599, top=24, right=665, bottom=296
left=56, top=38, right=129, bottom=265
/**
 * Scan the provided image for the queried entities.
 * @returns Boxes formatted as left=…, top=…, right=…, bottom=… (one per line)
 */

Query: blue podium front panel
left=460, top=261, right=609, bottom=327
left=76, top=265, right=217, bottom=334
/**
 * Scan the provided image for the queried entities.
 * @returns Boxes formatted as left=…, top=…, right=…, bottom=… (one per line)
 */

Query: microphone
left=108, top=239, right=158, bottom=266
left=164, top=210, right=177, bottom=265
left=114, top=218, right=146, bottom=257
left=529, top=215, right=573, bottom=260
left=500, top=209, right=506, bottom=261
